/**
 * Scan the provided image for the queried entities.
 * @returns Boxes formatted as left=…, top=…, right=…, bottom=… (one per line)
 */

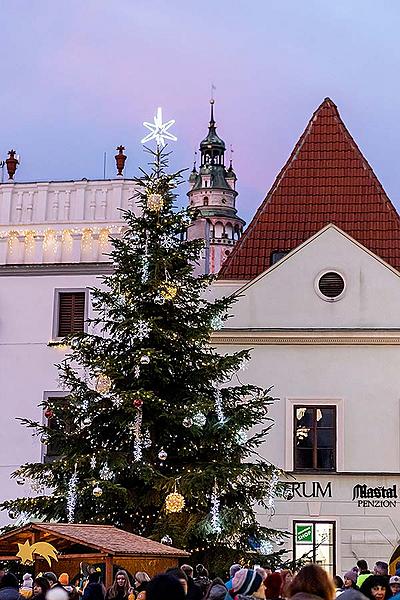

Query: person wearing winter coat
left=83, top=573, right=105, bottom=600
left=359, top=576, right=391, bottom=600
left=105, top=571, right=133, bottom=600
left=32, top=578, right=50, bottom=600
left=231, top=568, right=265, bottom=600
left=0, top=573, right=24, bottom=600
left=146, top=575, right=185, bottom=600
left=133, top=573, right=150, bottom=600
left=203, top=579, right=229, bottom=600
left=288, top=564, right=335, bottom=600
left=181, top=566, right=203, bottom=600
left=265, top=573, right=284, bottom=600
left=20, top=575, right=33, bottom=599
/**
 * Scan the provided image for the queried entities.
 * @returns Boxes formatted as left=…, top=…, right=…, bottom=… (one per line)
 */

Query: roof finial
left=229, top=144, right=234, bottom=169
left=209, top=83, right=216, bottom=128
left=192, top=150, right=197, bottom=172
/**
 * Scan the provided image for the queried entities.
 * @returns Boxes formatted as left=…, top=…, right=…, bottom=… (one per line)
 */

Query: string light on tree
left=210, top=480, right=222, bottom=534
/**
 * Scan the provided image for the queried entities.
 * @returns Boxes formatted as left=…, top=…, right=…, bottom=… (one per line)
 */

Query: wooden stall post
left=105, top=556, right=113, bottom=588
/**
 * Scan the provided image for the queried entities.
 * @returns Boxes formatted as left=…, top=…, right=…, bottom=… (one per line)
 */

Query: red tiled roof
left=219, top=98, right=400, bottom=279
left=0, top=523, right=189, bottom=557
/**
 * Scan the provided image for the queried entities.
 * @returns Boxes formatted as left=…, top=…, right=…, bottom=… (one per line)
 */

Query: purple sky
left=1, top=1, right=400, bottom=223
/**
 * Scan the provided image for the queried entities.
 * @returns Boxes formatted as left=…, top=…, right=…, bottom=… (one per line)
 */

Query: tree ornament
left=81, top=416, right=91, bottom=428
left=165, top=491, right=185, bottom=513
left=44, top=408, right=54, bottom=419
left=16, top=476, right=26, bottom=486
left=161, top=535, right=173, bottom=545
left=214, top=388, right=225, bottom=424
left=67, top=466, right=78, bottom=523
left=193, top=412, right=207, bottom=427
left=159, top=234, right=175, bottom=250
left=210, top=480, right=222, bottom=534
left=236, top=429, right=247, bottom=445
left=160, top=282, right=178, bottom=301
left=95, top=374, right=112, bottom=394
left=99, top=464, right=114, bottom=481
left=133, top=409, right=143, bottom=461
left=140, top=355, right=150, bottom=365
left=210, top=315, right=225, bottom=331
left=267, top=470, right=279, bottom=515
left=133, top=365, right=140, bottom=378
left=147, top=193, right=164, bottom=212
left=133, top=398, right=143, bottom=409
left=136, top=320, right=150, bottom=341
left=183, top=417, right=193, bottom=428
left=90, top=456, right=96, bottom=469
left=141, top=107, right=177, bottom=148
left=259, top=540, right=273, bottom=555
left=92, top=483, right=103, bottom=497
left=143, top=429, right=152, bottom=449
left=158, top=448, right=168, bottom=461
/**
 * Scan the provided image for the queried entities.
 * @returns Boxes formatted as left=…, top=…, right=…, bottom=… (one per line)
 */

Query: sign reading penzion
left=352, top=484, right=397, bottom=507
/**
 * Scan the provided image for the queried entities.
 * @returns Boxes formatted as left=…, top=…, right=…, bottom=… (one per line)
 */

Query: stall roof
left=0, top=523, right=189, bottom=557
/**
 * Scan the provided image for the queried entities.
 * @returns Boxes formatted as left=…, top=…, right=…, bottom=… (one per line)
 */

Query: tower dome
left=187, top=99, right=245, bottom=275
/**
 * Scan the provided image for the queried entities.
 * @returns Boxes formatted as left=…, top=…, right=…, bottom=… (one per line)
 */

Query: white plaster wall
left=225, top=226, right=400, bottom=329
left=0, top=272, right=102, bottom=525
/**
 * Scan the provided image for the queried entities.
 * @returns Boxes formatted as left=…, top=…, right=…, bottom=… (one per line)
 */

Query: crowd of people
left=0, top=559, right=400, bottom=600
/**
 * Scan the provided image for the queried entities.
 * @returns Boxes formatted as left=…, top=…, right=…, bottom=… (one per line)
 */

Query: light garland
left=0, top=225, right=124, bottom=240
left=214, top=388, right=225, bottom=423
left=210, top=480, right=222, bottom=534
left=66, top=466, right=78, bottom=523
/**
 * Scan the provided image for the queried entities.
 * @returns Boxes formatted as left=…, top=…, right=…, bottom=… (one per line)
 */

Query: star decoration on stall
left=141, top=107, right=177, bottom=147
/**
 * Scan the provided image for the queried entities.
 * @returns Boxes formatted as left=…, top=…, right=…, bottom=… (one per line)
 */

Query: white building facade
left=212, top=98, right=400, bottom=574
left=0, top=177, right=138, bottom=520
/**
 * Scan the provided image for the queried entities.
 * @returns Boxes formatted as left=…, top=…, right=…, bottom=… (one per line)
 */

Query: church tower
left=187, top=100, right=245, bottom=274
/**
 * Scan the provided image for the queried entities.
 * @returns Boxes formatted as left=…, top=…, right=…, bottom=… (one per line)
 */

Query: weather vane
left=141, top=107, right=177, bottom=148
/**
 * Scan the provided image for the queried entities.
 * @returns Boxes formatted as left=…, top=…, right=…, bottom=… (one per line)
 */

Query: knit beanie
left=58, top=574, right=69, bottom=586
left=22, top=574, right=33, bottom=589
left=233, top=569, right=263, bottom=596
left=344, top=571, right=357, bottom=584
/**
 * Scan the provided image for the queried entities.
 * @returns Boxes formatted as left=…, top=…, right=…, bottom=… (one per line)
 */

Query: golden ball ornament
left=165, top=491, right=185, bottom=513
left=95, top=374, right=112, bottom=394
left=160, top=283, right=178, bottom=301
left=147, top=193, right=164, bottom=212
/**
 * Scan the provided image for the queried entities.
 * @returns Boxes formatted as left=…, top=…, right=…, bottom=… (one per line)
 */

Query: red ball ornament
left=133, top=399, right=143, bottom=409
left=44, top=408, right=54, bottom=419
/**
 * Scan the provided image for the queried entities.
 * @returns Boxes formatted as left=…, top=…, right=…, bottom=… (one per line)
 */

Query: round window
left=316, top=271, right=345, bottom=301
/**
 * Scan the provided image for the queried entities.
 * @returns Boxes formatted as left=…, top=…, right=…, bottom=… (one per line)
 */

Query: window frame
left=41, top=391, right=68, bottom=463
left=52, top=288, right=88, bottom=340
left=285, top=398, right=343, bottom=472
left=293, top=520, right=336, bottom=575
left=293, top=404, right=337, bottom=472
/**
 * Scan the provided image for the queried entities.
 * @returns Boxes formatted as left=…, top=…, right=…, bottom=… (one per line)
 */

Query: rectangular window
left=57, top=291, right=86, bottom=337
left=294, top=406, right=336, bottom=471
left=43, top=398, right=65, bottom=463
left=293, top=521, right=336, bottom=575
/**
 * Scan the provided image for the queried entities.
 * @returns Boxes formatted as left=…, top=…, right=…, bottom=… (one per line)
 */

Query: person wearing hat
left=20, top=575, right=33, bottom=599
left=343, top=572, right=358, bottom=591
left=0, top=573, right=24, bottom=600
left=232, top=568, right=265, bottom=600
left=389, top=576, right=400, bottom=599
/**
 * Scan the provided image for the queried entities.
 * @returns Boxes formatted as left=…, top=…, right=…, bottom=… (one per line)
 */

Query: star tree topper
left=141, top=107, right=177, bottom=147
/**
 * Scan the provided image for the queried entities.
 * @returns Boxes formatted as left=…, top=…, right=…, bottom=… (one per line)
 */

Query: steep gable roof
left=219, top=98, right=400, bottom=279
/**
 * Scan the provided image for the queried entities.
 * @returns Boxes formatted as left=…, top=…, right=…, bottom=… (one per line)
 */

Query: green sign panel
left=296, top=524, right=313, bottom=543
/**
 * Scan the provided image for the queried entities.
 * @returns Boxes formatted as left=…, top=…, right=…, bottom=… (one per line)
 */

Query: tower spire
left=209, top=99, right=215, bottom=130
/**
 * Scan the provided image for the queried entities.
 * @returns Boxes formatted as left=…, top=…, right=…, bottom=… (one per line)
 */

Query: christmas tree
left=1, top=148, right=286, bottom=570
